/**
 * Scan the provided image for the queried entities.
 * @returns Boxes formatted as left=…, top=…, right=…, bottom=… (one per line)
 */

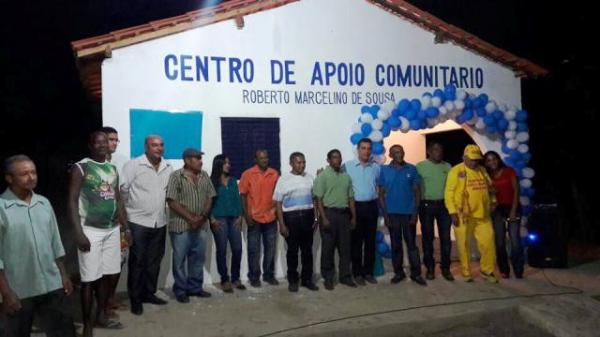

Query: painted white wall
left=103, top=0, right=521, bottom=286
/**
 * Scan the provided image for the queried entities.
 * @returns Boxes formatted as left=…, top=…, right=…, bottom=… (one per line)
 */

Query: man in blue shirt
left=378, top=145, right=426, bottom=286
left=0, top=155, right=76, bottom=337
left=343, top=138, right=380, bottom=285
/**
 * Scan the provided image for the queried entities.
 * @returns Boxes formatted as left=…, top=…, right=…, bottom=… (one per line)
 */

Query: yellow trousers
left=454, top=216, right=496, bottom=277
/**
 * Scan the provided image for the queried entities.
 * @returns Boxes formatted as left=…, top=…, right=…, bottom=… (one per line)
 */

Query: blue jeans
left=388, top=214, right=422, bottom=277
left=247, top=221, right=277, bottom=281
left=211, top=216, right=243, bottom=283
left=493, top=206, right=524, bottom=276
left=419, top=200, right=452, bottom=270
left=170, top=229, right=208, bottom=297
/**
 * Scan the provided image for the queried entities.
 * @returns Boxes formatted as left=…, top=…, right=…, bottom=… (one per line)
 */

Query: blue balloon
left=398, top=99, right=410, bottom=112
left=418, top=110, right=427, bottom=119
left=433, top=89, right=445, bottom=98
left=444, top=84, right=457, bottom=93
left=456, top=115, right=466, bottom=124
left=508, top=150, right=521, bottom=160
left=516, top=110, right=528, bottom=122
left=497, top=119, right=509, bottom=131
left=376, top=231, right=384, bottom=243
left=493, top=110, right=504, bottom=120
left=410, top=99, right=422, bottom=112
left=406, top=109, right=417, bottom=120
left=522, top=205, right=533, bottom=216
left=486, top=126, right=497, bottom=134
left=522, top=153, right=532, bottom=163
left=517, top=123, right=529, bottom=132
left=462, top=109, right=474, bottom=120
left=350, top=133, right=362, bottom=145
left=361, top=106, right=370, bottom=113
left=381, top=123, right=392, bottom=137
left=426, top=107, right=439, bottom=118
left=476, top=108, right=487, bottom=117
left=410, top=120, right=421, bottom=130
left=478, top=94, right=489, bottom=106
left=361, top=123, right=373, bottom=136
left=377, top=242, right=390, bottom=256
left=420, top=119, right=428, bottom=129
left=501, top=142, right=512, bottom=154
left=388, top=117, right=401, bottom=128
left=483, top=115, right=496, bottom=126
left=465, top=97, right=473, bottom=109
left=391, top=108, right=401, bottom=118
left=472, top=97, right=483, bottom=109
left=422, top=92, right=432, bottom=97
left=373, top=142, right=385, bottom=155
left=369, top=105, right=380, bottom=118
left=514, top=161, right=526, bottom=170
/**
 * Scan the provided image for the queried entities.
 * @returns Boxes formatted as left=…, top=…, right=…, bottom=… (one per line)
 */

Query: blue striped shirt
left=273, top=172, right=314, bottom=212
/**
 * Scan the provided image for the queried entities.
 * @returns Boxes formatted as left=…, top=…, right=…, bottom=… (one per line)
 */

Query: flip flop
left=95, top=319, right=124, bottom=330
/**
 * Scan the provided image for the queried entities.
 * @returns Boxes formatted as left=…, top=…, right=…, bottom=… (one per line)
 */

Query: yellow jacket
left=444, top=163, right=496, bottom=219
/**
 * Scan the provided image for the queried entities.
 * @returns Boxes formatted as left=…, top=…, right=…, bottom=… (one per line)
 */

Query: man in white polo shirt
left=274, top=152, right=319, bottom=292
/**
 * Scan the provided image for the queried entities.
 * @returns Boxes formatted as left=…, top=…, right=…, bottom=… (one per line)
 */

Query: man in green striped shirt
left=166, top=148, right=216, bottom=303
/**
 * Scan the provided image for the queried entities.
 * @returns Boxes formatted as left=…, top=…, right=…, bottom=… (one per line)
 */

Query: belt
left=422, top=199, right=445, bottom=203
left=324, top=207, right=349, bottom=213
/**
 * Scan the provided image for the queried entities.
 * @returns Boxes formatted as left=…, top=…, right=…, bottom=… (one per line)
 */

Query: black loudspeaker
left=527, top=204, right=568, bottom=268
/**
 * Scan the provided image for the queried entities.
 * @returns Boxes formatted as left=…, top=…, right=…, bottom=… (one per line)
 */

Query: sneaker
left=364, top=275, right=378, bottom=284
left=441, top=269, right=455, bottom=281
left=354, top=276, right=366, bottom=286
left=339, top=278, right=357, bottom=288
left=410, top=275, right=427, bottom=286
left=288, top=282, right=299, bottom=292
left=221, top=281, right=233, bottom=293
left=250, top=279, right=262, bottom=288
left=142, top=294, right=168, bottom=305
left=391, top=274, right=406, bottom=284
left=324, top=279, right=334, bottom=290
left=233, top=281, right=247, bottom=290
left=426, top=269, right=435, bottom=280
left=301, top=282, right=319, bottom=291
left=264, top=278, right=280, bottom=286
left=481, top=272, right=499, bottom=284
left=175, top=294, right=189, bottom=303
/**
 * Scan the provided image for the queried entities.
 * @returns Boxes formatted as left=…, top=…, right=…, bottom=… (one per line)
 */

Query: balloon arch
left=348, top=85, right=535, bottom=258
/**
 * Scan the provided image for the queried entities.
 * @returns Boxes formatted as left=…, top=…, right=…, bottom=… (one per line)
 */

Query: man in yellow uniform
left=445, top=145, right=498, bottom=283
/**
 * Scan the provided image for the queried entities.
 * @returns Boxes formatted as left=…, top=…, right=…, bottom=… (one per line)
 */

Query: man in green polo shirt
left=313, top=149, right=357, bottom=290
left=1, top=155, right=76, bottom=337
left=416, top=142, right=454, bottom=281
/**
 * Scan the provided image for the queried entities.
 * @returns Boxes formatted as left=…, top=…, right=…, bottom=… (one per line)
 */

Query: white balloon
left=454, top=100, right=465, bottom=111
left=369, top=130, right=383, bottom=142
left=383, top=100, right=396, bottom=112
left=420, top=95, right=432, bottom=110
left=504, top=131, right=516, bottom=139
left=444, top=101, right=455, bottom=112
left=520, top=179, right=532, bottom=189
left=374, top=154, right=386, bottom=165
left=377, top=109, right=390, bottom=121
left=518, top=144, right=529, bottom=154
left=476, top=119, right=486, bottom=130
left=371, top=119, right=383, bottom=130
left=431, top=96, right=442, bottom=108
left=516, top=132, right=530, bottom=143
left=351, top=122, right=362, bottom=134
left=522, top=167, right=535, bottom=179
left=498, top=104, right=508, bottom=112
left=360, top=113, right=373, bottom=124
left=508, top=121, right=518, bottom=131
left=399, top=117, right=410, bottom=132
left=439, top=106, right=448, bottom=115
left=456, top=90, right=467, bottom=101
left=504, top=110, right=517, bottom=121
left=507, top=139, right=519, bottom=149
left=485, top=101, right=497, bottom=114
left=427, top=118, right=437, bottom=128
left=520, top=196, right=531, bottom=206
left=466, top=116, right=478, bottom=126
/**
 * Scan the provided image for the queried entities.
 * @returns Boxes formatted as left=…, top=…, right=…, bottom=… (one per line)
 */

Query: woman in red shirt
left=484, top=151, right=524, bottom=279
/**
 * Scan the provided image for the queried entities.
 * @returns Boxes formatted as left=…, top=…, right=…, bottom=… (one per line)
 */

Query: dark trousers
left=351, top=200, right=378, bottom=277
left=419, top=200, right=452, bottom=270
left=211, top=216, right=243, bottom=283
left=320, top=208, right=351, bottom=282
left=492, top=205, right=524, bottom=276
left=3, top=289, right=76, bottom=337
left=247, top=221, right=277, bottom=281
left=284, top=209, right=315, bottom=284
left=389, top=214, right=422, bottom=277
left=127, top=222, right=166, bottom=305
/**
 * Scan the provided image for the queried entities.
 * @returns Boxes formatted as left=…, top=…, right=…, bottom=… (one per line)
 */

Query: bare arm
left=316, top=197, right=329, bottom=228
left=276, top=201, right=288, bottom=237
left=0, top=270, right=21, bottom=314
left=241, top=194, right=254, bottom=227
left=349, top=198, right=357, bottom=229
left=379, top=187, right=389, bottom=227
left=67, top=165, right=90, bottom=251
left=411, top=184, right=421, bottom=224
left=55, top=258, right=73, bottom=296
left=167, top=199, right=199, bottom=227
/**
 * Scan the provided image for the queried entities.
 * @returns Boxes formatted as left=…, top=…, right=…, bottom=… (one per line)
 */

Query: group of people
left=0, top=127, right=524, bottom=337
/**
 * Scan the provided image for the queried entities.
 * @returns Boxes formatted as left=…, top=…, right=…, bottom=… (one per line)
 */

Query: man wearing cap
left=120, top=135, right=172, bottom=315
left=166, top=149, right=216, bottom=303
left=445, top=144, right=498, bottom=283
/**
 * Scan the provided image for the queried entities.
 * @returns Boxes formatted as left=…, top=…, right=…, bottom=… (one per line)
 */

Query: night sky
left=1, top=0, right=597, bottom=243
